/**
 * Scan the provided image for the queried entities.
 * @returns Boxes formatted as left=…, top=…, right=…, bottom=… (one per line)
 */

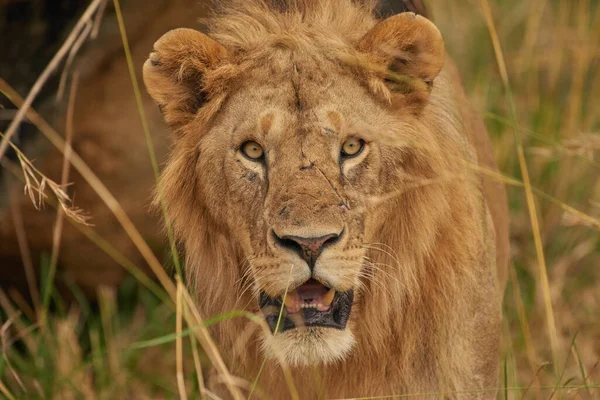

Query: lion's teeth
left=323, top=289, right=335, bottom=306
left=284, top=293, right=296, bottom=309
left=301, top=303, right=323, bottom=309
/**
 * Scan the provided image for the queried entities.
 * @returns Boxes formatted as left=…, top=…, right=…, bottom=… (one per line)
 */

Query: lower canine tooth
left=284, top=294, right=295, bottom=309
left=323, top=289, right=335, bottom=306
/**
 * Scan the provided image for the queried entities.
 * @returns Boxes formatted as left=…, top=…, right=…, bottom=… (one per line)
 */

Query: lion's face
left=201, top=61, right=393, bottom=364
left=188, top=57, right=445, bottom=365
left=144, top=12, right=446, bottom=366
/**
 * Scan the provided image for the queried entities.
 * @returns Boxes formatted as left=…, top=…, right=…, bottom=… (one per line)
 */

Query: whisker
left=362, top=256, right=402, bottom=282
left=359, top=256, right=410, bottom=297
left=356, top=262, right=395, bottom=297
left=362, top=244, right=403, bottom=270
left=357, top=271, right=393, bottom=298
left=363, top=242, right=402, bottom=261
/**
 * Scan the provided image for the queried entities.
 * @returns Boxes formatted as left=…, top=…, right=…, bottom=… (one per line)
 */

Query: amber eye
left=341, top=137, right=364, bottom=158
left=241, top=141, right=264, bottom=160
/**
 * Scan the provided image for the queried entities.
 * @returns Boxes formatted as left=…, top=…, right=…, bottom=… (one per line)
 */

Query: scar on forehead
left=327, top=110, right=343, bottom=133
left=260, top=113, right=275, bottom=135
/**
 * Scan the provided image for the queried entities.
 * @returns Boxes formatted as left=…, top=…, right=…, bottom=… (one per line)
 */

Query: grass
left=431, top=0, right=600, bottom=397
left=1, top=0, right=599, bottom=398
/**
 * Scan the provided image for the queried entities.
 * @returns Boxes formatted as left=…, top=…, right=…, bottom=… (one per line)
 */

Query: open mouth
left=259, top=279, right=354, bottom=333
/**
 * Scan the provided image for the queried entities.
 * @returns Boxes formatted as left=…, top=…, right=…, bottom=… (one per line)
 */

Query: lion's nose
left=273, top=231, right=342, bottom=269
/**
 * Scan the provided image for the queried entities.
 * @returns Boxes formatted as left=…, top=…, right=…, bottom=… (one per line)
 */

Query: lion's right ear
left=358, top=13, right=444, bottom=112
left=143, top=28, right=229, bottom=129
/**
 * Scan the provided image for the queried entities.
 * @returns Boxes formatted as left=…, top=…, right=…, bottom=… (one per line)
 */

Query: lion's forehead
left=228, top=55, right=384, bottom=117
left=224, top=78, right=389, bottom=141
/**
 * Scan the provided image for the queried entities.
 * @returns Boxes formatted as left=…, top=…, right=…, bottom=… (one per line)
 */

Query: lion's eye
left=341, top=137, right=364, bottom=158
left=241, top=141, right=264, bottom=160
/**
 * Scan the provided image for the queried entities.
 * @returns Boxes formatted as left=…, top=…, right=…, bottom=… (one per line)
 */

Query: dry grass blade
left=1, top=316, right=26, bottom=395
left=8, top=189, right=40, bottom=317
left=367, top=153, right=600, bottom=231
left=112, top=0, right=182, bottom=277
left=571, top=338, right=591, bottom=396
left=0, top=79, right=177, bottom=301
left=2, top=320, right=39, bottom=352
left=54, top=310, right=95, bottom=399
left=478, top=0, right=560, bottom=376
left=7, top=290, right=35, bottom=323
left=519, top=364, right=549, bottom=400
left=517, top=0, right=548, bottom=72
left=485, top=112, right=600, bottom=170
left=91, top=0, right=108, bottom=38
left=57, top=22, right=92, bottom=102
left=508, top=264, right=542, bottom=399
left=0, top=380, right=17, bottom=400
left=0, top=289, right=36, bottom=354
left=328, top=384, right=600, bottom=399
left=180, top=286, right=245, bottom=400
left=176, top=280, right=188, bottom=400
left=42, top=73, right=80, bottom=328
left=99, top=287, right=122, bottom=392
left=456, top=157, right=600, bottom=230
left=0, top=0, right=107, bottom=161
left=189, top=327, right=207, bottom=398
left=0, top=132, right=91, bottom=226
left=365, top=175, right=462, bottom=208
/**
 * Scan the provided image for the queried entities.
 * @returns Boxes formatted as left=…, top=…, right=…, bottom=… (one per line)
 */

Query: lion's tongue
left=284, top=281, right=334, bottom=314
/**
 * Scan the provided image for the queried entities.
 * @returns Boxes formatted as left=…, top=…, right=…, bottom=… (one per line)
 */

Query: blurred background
left=0, top=0, right=598, bottom=398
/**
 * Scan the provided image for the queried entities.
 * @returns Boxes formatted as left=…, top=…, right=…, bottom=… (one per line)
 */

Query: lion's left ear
left=358, top=13, right=445, bottom=111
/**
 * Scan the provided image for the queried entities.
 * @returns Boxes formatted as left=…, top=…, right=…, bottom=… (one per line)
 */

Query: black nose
left=272, top=231, right=342, bottom=269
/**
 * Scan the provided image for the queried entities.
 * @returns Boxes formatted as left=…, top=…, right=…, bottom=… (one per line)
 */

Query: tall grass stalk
left=41, top=73, right=78, bottom=329
left=478, top=0, right=560, bottom=377
left=113, top=0, right=183, bottom=278
left=176, top=280, right=189, bottom=399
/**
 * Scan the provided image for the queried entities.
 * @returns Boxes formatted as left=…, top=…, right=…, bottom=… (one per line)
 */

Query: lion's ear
left=143, top=28, right=229, bottom=129
left=358, top=13, right=445, bottom=111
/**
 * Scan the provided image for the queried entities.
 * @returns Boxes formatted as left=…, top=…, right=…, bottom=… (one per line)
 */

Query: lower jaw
left=262, top=326, right=357, bottom=366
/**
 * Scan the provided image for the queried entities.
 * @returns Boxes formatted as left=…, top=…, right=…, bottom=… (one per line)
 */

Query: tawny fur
left=143, top=1, right=509, bottom=398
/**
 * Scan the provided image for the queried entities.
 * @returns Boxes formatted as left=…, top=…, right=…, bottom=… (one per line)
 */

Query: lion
left=143, top=0, right=510, bottom=397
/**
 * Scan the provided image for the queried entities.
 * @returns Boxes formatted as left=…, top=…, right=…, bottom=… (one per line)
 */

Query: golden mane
left=209, top=0, right=377, bottom=50
left=145, top=0, right=509, bottom=397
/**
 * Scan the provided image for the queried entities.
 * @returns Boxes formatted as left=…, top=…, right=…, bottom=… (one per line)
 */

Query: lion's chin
left=262, top=326, right=355, bottom=367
